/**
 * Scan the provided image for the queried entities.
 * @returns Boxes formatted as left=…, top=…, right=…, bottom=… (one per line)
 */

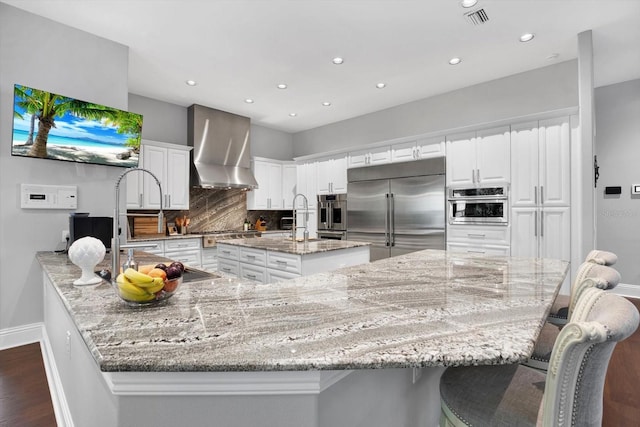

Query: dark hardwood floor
left=0, top=342, right=56, bottom=427
left=1, top=298, right=639, bottom=426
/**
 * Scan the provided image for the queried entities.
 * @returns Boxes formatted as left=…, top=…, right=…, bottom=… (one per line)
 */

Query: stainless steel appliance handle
left=534, top=186, right=537, bottom=205
left=540, top=186, right=544, bottom=204
left=540, top=211, right=544, bottom=237
left=385, top=193, right=390, bottom=246
left=327, top=202, right=333, bottom=229
left=534, top=211, right=538, bottom=237
left=390, top=193, right=395, bottom=246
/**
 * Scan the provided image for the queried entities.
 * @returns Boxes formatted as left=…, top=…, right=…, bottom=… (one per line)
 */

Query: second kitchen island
left=216, top=238, right=371, bottom=282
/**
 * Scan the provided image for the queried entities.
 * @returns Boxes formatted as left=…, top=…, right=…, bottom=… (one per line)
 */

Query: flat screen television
left=11, top=83, right=143, bottom=168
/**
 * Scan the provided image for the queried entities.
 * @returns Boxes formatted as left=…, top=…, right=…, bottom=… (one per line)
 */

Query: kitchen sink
left=182, top=267, right=221, bottom=283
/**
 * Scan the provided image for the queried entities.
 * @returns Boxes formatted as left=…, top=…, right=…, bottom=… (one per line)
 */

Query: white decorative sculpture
left=68, top=236, right=106, bottom=285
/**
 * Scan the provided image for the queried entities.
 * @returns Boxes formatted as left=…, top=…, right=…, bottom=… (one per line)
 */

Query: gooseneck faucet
left=112, top=168, right=164, bottom=277
left=292, top=193, right=309, bottom=243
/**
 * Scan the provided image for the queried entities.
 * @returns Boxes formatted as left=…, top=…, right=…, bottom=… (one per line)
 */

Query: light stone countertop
left=37, top=249, right=568, bottom=373
left=218, top=237, right=371, bottom=255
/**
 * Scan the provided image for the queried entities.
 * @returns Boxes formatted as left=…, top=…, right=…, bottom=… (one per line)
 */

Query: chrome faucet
left=292, top=193, right=309, bottom=243
left=111, top=167, right=164, bottom=277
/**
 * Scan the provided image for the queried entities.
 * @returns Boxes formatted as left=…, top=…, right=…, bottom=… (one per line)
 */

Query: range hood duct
left=188, top=104, right=258, bottom=189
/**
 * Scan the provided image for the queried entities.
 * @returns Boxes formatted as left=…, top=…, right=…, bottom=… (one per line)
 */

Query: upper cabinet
left=446, top=126, right=511, bottom=186
left=317, top=155, right=347, bottom=194
left=295, top=162, right=317, bottom=210
left=126, top=140, right=191, bottom=210
left=511, top=118, right=571, bottom=207
left=247, top=158, right=297, bottom=210
left=348, top=146, right=391, bottom=168
left=391, top=136, right=445, bottom=163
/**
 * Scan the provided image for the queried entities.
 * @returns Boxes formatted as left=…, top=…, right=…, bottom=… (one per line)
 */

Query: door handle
left=385, top=194, right=390, bottom=247
left=390, top=193, right=395, bottom=246
left=534, top=211, right=538, bottom=237
left=540, top=211, right=544, bottom=237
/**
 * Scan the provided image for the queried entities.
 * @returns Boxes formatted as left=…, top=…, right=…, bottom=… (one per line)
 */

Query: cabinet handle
left=416, top=147, right=421, bottom=158
left=476, top=169, right=480, bottom=183
left=467, top=233, right=486, bottom=238
left=139, top=194, right=143, bottom=208
left=221, top=250, right=231, bottom=255
left=540, top=186, right=544, bottom=204
left=468, top=250, right=485, bottom=254
left=246, top=274, right=256, bottom=279
left=246, top=255, right=256, bottom=259
left=276, top=260, right=288, bottom=265
left=534, top=186, right=538, bottom=205
left=222, top=267, right=231, bottom=272
left=167, top=194, right=171, bottom=208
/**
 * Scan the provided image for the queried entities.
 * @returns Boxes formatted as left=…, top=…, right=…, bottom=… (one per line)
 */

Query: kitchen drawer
left=266, top=268, right=301, bottom=283
left=202, top=247, right=218, bottom=264
left=217, top=244, right=239, bottom=260
left=447, top=242, right=510, bottom=256
left=164, top=249, right=201, bottom=267
left=239, top=247, right=267, bottom=266
left=218, top=258, right=239, bottom=276
left=239, top=263, right=267, bottom=283
left=447, top=225, right=510, bottom=245
left=266, top=251, right=301, bottom=275
left=164, top=238, right=201, bottom=251
left=131, top=239, right=164, bottom=255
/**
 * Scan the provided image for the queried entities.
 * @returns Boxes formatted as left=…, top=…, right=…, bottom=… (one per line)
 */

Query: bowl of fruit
left=113, top=261, right=185, bottom=307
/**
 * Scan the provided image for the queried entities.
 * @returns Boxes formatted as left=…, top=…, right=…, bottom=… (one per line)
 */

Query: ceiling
left=4, top=0, right=639, bottom=134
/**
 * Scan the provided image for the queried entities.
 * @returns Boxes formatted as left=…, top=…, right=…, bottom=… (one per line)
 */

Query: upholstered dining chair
left=585, top=249, right=618, bottom=266
left=547, top=261, right=621, bottom=326
left=439, top=289, right=639, bottom=427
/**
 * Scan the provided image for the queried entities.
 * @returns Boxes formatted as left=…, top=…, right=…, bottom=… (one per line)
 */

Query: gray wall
left=129, top=93, right=294, bottom=159
left=0, top=3, right=130, bottom=332
left=595, top=79, right=640, bottom=285
left=292, top=60, right=578, bottom=156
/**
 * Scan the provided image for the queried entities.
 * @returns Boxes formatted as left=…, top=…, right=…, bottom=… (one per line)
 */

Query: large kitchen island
left=37, top=250, right=568, bottom=427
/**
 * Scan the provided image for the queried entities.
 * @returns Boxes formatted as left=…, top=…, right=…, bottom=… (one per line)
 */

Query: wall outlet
left=62, top=230, right=70, bottom=242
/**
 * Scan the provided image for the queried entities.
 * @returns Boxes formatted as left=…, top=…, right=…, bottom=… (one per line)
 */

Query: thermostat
left=21, top=184, right=77, bottom=209
left=633, top=184, right=640, bottom=195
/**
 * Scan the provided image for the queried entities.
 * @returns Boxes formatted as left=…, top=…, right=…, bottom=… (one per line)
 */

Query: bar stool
left=547, top=261, right=621, bottom=326
left=439, top=289, right=639, bottom=427
left=585, top=249, right=618, bottom=266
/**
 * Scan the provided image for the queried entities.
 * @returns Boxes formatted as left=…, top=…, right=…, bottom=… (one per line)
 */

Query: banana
left=123, top=268, right=154, bottom=285
left=118, top=287, right=155, bottom=302
left=117, top=279, right=150, bottom=297
left=145, top=279, right=165, bottom=294
left=136, top=276, right=164, bottom=289
left=115, top=273, right=132, bottom=284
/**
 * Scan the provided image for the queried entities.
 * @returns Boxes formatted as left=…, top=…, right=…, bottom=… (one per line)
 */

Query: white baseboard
left=0, top=322, right=42, bottom=350
left=40, top=327, right=74, bottom=427
left=611, top=283, right=640, bottom=299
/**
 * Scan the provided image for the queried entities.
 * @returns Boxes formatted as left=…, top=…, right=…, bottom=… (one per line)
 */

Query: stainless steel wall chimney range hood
left=188, top=104, right=258, bottom=189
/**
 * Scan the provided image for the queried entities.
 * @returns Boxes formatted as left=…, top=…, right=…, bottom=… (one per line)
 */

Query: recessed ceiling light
left=520, top=33, right=535, bottom=42
left=332, top=57, right=344, bottom=65
left=289, top=113, right=297, bottom=117
left=322, top=102, right=332, bottom=107
left=449, top=57, right=462, bottom=65
left=460, top=0, right=478, bottom=8
left=277, top=84, right=288, bottom=89
left=244, top=98, right=254, bottom=104
left=376, top=83, right=386, bottom=89
left=185, top=80, right=197, bottom=86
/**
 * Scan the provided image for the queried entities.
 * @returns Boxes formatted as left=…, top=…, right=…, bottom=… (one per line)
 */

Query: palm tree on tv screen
left=14, top=85, right=142, bottom=158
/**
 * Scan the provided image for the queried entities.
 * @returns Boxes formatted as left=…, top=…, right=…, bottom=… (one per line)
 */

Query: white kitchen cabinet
left=295, top=210, right=317, bottom=240
left=295, top=162, right=317, bottom=209
left=317, top=155, right=347, bottom=194
left=511, top=118, right=571, bottom=208
left=446, top=126, right=510, bottom=186
left=162, top=237, right=202, bottom=268
left=201, top=247, right=218, bottom=272
left=247, top=158, right=297, bottom=210
left=391, top=136, right=445, bottom=163
left=348, top=146, right=391, bottom=168
left=446, top=224, right=510, bottom=256
left=126, top=140, right=191, bottom=210
left=511, top=207, right=570, bottom=261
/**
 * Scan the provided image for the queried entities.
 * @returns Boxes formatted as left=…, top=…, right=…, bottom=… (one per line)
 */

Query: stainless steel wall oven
left=317, top=194, right=347, bottom=233
left=447, top=185, right=508, bottom=225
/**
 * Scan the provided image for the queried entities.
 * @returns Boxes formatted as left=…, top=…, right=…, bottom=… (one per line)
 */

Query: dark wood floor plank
left=0, top=298, right=639, bottom=426
left=0, top=342, right=56, bottom=427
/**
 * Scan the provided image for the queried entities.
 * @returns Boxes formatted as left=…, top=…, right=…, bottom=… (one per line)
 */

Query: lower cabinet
left=217, top=244, right=299, bottom=283
left=128, top=238, right=202, bottom=268
left=446, top=225, right=510, bottom=256
left=201, top=247, right=218, bottom=272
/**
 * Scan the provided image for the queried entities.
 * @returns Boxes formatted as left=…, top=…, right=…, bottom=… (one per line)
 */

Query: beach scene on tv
left=12, top=84, right=143, bottom=168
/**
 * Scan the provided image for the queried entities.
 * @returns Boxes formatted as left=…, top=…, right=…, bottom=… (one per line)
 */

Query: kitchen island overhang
left=37, top=249, right=568, bottom=427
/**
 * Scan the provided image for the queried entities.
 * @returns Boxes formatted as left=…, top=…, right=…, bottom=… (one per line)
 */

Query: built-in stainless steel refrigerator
left=347, top=157, right=445, bottom=261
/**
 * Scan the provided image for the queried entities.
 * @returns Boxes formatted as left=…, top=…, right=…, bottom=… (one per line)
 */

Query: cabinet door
left=510, top=122, right=539, bottom=207
left=446, top=131, right=476, bottom=186
left=247, top=160, right=270, bottom=210
left=316, top=159, right=333, bottom=195
left=416, top=137, right=445, bottom=159
left=296, top=162, right=317, bottom=209
left=331, top=156, right=348, bottom=193
left=510, top=208, right=539, bottom=258
left=165, top=148, right=190, bottom=210
left=267, top=162, right=283, bottom=209
left=141, top=145, right=166, bottom=209
left=126, top=170, right=143, bottom=209
left=348, top=149, right=370, bottom=168
left=539, top=117, right=571, bottom=207
left=391, top=141, right=417, bottom=163
left=540, top=207, right=570, bottom=261
left=281, top=163, right=297, bottom=209
left=476, top=126, right=510, bottom=184
left=368, top=146, right=391, bottom=165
